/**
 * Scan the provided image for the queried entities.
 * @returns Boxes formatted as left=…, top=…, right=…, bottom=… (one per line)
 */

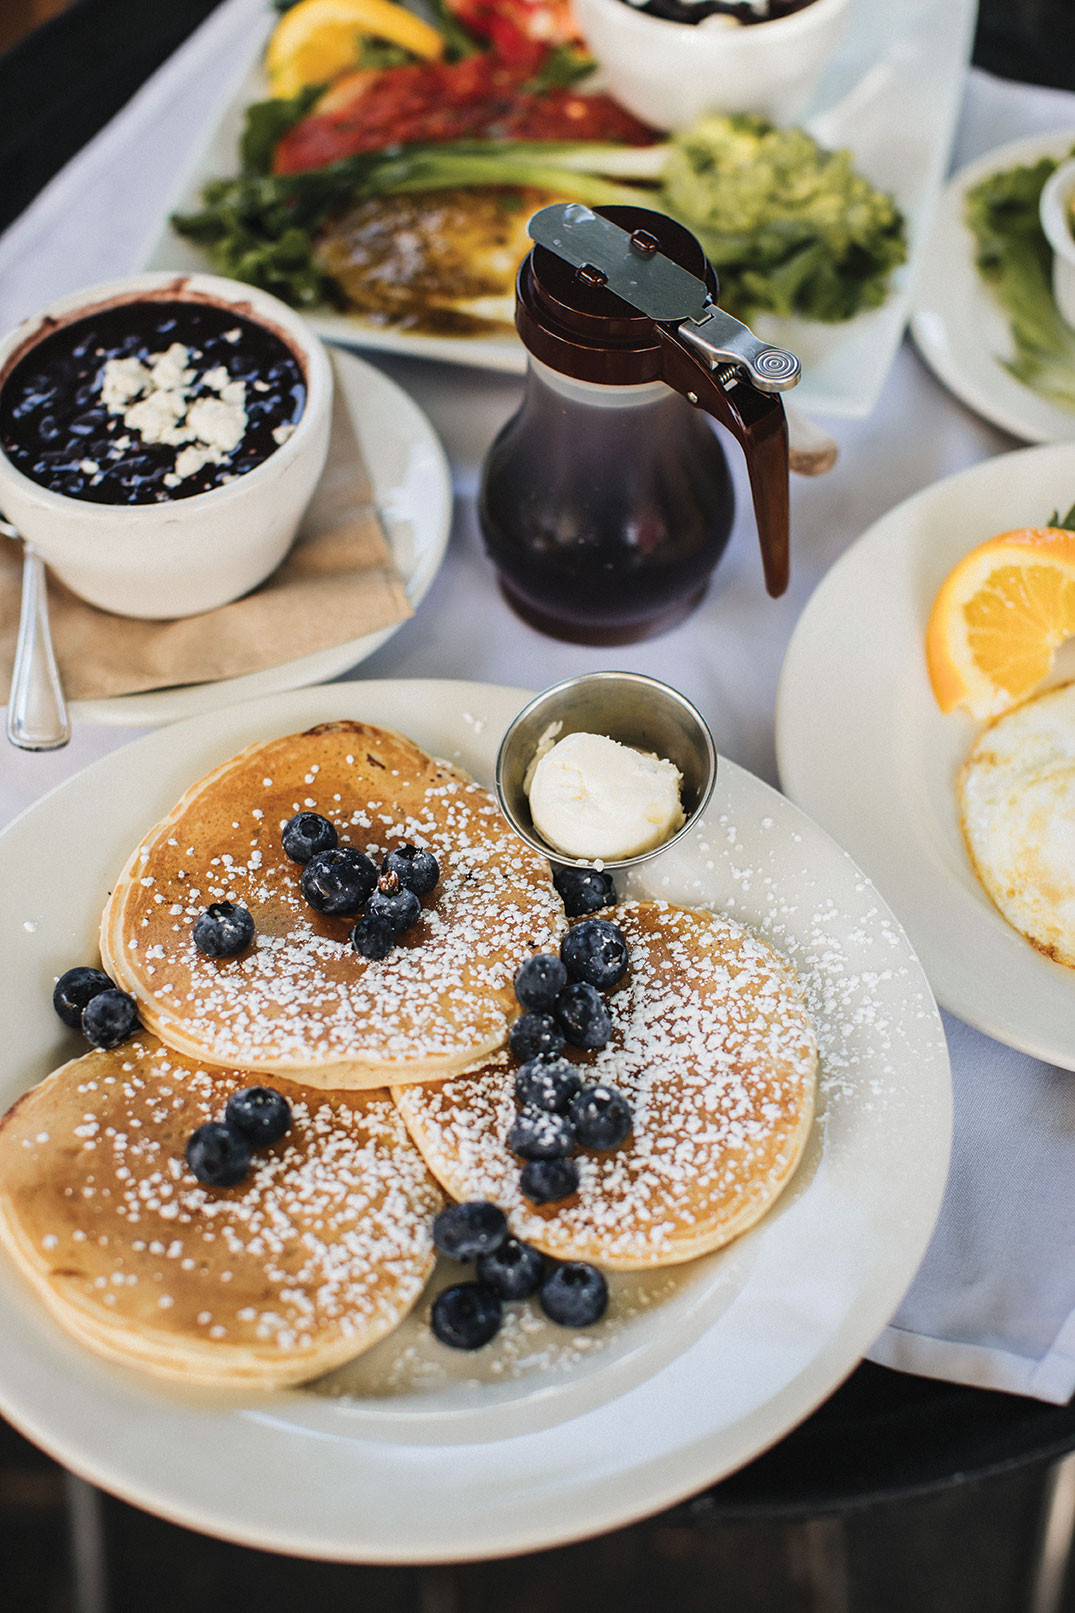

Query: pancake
left=0, top=1034, right=443, bottom=1387
left=393, top=901, right=818, bottom=1271
left=100, top=722, right=566, bottom=1087
left=958, top=680, right=1075, bottom=970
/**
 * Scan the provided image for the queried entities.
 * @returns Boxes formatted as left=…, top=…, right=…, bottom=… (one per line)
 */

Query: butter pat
left=527, top=731, right=685, bottom=861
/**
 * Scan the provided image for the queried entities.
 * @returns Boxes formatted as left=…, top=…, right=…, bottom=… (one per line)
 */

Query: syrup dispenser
left=478, top=202, right=801, bottom=645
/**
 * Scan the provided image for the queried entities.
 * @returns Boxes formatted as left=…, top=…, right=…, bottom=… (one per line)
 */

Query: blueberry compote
left=0, top=299, right=306, bottom=504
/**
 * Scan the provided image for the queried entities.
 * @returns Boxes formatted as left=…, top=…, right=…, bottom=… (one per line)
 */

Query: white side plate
left=777, top=442, right=1075, bottom=1068
left=911, top=131, right=1075, bottom=443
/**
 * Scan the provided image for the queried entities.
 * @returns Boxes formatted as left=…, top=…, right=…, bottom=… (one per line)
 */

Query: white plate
left=776, top=442, right=1075, bottom=1070
left=0, top=680, right=949, bottom=1561
left=72, top=348, right=452, bottom=726
left=144, top=0, right=975, bottom=419
left=911, top=131, right=1075, bottom=443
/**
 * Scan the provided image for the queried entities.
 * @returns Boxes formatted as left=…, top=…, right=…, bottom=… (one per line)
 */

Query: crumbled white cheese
left=100, top=356, right=152, bottom=411
left=186, top=395, right=246, bottom=455
left=149, top=343, right=194, bottom=392
left=96, top=342, right=251, bottom=484
left=124, top=387, right=186, bottom=445
left=170, top=446, right=212, bottom=481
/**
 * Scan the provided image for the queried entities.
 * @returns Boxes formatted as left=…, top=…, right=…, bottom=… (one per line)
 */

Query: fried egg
left=958, top=680, right=1075, bottom=969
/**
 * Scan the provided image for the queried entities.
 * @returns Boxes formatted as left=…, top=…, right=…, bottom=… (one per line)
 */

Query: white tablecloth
left=3, top=0, right=1075, bottom=1402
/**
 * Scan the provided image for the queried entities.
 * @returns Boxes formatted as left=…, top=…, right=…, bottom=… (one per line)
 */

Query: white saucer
left=0, top=681, right=950, bottom=1561
left=911, top=131, right=1075, bottom=442
left=777, top=441, right=1075, bottom=1068
left=72, top=349, right=452, bottom=725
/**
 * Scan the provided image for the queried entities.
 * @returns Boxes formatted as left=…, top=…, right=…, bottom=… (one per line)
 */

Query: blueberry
left=281, top=812, right=337, bottom=863
left=381, top=844, right=439, bottom=898
left=185, top=1121, right=251, bottom=1188
left=300, top=847, right=378, bottom=915
left=366, top=872, right=422, bottom=934
left=507, top=1107, right=576, bottom=1161
left=509, top=1013, right=565, bottom=1063
left=552, top=865, right=617, bottom=918
left=560, top=919, right=629, bottom=990
left=193, top=901, right=255, bottom=958
left=81, top=988, right=138, bottom=1050
left=431, top=1282, right=502, bottom=1349
left=570, top=1083, right=633, bottom=1150
left=225, top=1086, right=291, bottom=1147
left=351, top=915, right=395, bottom=960
left=556, top=982, right=612, bottom=1050
left=476, top=1237, right=545, bottom=1300
left=514, top=1055, right=581, bottom=1114
left=520, top=1157, right=580, bottom=1204
left=53, top=965, right=114, bottom=1028
left=513, top=953, right=568, bottom=1013
left=432, top=1200, right=509, bottom=1261
left=540, top=1262, right=608, bottom=1328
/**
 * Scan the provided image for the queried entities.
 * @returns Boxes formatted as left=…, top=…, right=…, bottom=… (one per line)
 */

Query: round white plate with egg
left=0, top=680, right=949, bottom=1560
left=911, top=131, right=1075, bottom=443
left=72, top=348, right=452, bottom=726
left=777, top=441, right=1075, bottom=1069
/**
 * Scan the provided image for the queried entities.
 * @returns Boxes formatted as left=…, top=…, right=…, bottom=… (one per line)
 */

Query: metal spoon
left=2, top=516, right=70, bottom=751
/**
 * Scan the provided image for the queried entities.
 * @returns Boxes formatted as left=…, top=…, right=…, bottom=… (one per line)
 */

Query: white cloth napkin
left=3, top=1, right=1075, bottom=1401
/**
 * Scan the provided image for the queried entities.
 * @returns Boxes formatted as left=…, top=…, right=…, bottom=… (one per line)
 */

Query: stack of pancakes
left=0, top=721, right=818, bottom=1388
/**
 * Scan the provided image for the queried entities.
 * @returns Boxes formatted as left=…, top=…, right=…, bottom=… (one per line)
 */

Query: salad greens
left=239, top=87, right=322, bottom=175
left=173, top=146, right=643, bottom=309
left=173, top=111, right=907, bottom=324
left=965, top=150, right=1075, bottom=412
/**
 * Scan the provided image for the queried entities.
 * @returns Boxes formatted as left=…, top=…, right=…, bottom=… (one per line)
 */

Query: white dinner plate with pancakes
left=777, top=441, right=1075, bottom=1070
left=0, top=680, right=950, bottom=1561
left=73, top=349, right=452, bottom=726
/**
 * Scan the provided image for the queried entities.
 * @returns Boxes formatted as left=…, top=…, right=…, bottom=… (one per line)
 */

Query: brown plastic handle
left=658, top=325, right=791, bottom=597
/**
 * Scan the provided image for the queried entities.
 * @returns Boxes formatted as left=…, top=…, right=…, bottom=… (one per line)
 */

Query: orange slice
left=925, top=527, right=1075, bottom=719
left=265, top=0, right=443, bottom=99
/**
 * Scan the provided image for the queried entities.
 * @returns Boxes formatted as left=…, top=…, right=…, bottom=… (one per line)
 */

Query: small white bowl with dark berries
left=572, top=0, right=853, bottom=128
left=0, top=270, right=332, bottom=619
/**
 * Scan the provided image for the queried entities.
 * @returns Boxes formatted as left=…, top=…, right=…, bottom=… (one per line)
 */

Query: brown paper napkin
left=0, top=355, right=414, bottom=701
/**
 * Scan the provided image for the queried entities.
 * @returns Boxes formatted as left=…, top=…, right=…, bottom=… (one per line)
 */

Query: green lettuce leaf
left=965, top=151, right=1075, bottom=412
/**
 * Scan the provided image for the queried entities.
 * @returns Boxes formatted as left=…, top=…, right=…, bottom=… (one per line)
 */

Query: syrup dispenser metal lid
left=527, top=202, right=800, bottom=393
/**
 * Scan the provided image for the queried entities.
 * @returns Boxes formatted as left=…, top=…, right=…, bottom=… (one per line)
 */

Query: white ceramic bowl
left=0, top=272, right=333, bottom=619
left=573, top=0, right=852, bottom=129
left=1039, top=156, right=1075, bottom=332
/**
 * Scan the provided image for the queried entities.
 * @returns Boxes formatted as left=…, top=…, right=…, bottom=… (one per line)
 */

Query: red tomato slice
left=272, top=50, right=652, bottom=174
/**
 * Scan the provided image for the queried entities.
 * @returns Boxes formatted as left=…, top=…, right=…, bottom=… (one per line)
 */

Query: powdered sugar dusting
left=0, top=1036, right=443, bottom=1373
left=395, top=901, right=817, bottom=1268
left=101, top=726, right=565, bottom=1075
left=635, top=807, right=944, bottom=1115
left=321, top=1259, right=692, bottom=1401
